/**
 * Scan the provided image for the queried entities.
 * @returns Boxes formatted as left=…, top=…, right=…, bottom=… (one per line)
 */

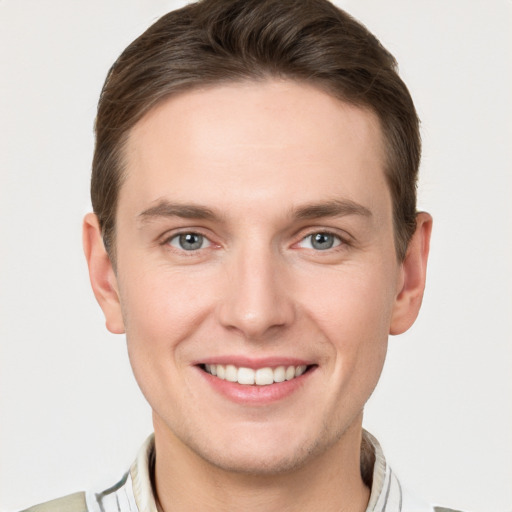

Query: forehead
left=120, top=80, right=388, bottom=217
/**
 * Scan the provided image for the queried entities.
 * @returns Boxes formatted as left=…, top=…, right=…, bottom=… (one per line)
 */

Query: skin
left=84, top=80, right=432, bottom=512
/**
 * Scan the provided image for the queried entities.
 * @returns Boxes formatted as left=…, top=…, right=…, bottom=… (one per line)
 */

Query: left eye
left=168, top=233, right=211, bottom=251
left=298, top=232, right=342, bottom=251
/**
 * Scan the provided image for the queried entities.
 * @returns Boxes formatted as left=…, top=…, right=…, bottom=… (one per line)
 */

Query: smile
left=203, top=364, right=308, bottom=386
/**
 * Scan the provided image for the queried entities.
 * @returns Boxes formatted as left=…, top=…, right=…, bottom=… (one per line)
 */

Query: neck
left=153, top=415, right=371, bottom=512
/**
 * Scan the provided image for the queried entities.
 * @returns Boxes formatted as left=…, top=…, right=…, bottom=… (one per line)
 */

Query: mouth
left=200, top=363, right=313, bottom=386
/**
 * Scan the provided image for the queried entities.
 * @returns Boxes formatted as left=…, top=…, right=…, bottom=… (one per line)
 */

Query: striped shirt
left=24, top=431, right=460, bottom=512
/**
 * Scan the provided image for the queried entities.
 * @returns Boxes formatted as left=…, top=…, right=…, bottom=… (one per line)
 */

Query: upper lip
left=193, top=356, right=315, bottom=369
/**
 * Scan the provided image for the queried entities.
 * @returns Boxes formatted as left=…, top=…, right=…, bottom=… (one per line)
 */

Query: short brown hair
left=92, top=0, right=420, bottom=261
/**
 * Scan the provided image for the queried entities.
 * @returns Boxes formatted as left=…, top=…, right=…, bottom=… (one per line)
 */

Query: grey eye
left=169, top=233, right=210, bottom=251
left=311, top=233, right=334, bottom=250
left=298, top=232, right=341, bottom=250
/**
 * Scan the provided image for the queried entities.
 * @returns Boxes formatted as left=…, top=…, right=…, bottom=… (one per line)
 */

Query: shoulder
left=17, top=473, right=135, bottom=512
left=18, top=435, right=155, bottom=512
left=19, top=492, right=87, bottom=512
left=400, top=480, right=466, bottom=512
left=364, top=431, right=467, bottom=512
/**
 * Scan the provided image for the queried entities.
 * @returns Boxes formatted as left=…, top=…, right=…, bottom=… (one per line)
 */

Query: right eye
left=167, top=232, right=211, bottom=251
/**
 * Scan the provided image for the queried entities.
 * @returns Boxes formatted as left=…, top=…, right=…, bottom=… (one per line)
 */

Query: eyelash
left=160, top=229, right=350, bottom=254
left=296, top=231, right=345, bottom=251
left=161, top=231, right=212, bottom=252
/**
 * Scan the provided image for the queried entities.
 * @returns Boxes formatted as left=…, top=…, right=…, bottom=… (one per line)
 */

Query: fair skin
left=84, top=80, right=431, bottom=512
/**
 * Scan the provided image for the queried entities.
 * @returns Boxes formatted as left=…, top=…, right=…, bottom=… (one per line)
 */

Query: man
left=22, top=0, right=459, bottom=510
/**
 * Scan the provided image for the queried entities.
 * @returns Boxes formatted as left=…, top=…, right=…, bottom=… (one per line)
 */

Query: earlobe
left=389, top=212, right=433, bottom=335
left=82, top=213, right=125, bottom=334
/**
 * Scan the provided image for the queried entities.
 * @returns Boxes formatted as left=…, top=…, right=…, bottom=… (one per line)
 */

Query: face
left=86, top=80, right=424, bottom=474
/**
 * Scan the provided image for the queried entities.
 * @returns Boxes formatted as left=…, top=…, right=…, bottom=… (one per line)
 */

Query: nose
left=216, top=243, right=295, bottom=340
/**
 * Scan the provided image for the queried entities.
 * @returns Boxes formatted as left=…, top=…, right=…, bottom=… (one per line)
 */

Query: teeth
left=237, top=367, right=255, bottom=385
left=255, top=367, right=274, bottom=385
left=204, top=364, right=309, bottom=386
left=295, top=365, right=307, bottom=377
left=273, top=366, right=286, bottom=383
left=216, top=365, right=226, bottom=379
left=225, top=364, right=238, bottom=382
left=285, top=365, right=296, bottom=381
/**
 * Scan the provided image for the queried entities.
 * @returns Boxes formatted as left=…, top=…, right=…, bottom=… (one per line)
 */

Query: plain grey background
left=1, top=1, right=511, bottom=511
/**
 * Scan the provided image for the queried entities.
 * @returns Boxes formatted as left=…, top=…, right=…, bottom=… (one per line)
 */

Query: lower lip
left=197, top=367, right=315, bottom=405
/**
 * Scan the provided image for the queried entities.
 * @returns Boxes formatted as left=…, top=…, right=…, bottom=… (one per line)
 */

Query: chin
left=185, top=420, right=338, bottom=476
left=197, top=442, right=317, bottom=475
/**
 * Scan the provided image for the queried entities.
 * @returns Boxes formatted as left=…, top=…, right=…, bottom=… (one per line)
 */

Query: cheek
left=120, top=266, right=212, bottom=339
left=303, top=265, right=395, bottom=381
left=117, top=267, right=215, bottom=398
left=119, top=268, right=211, bottom=410
left=306, top=264, right=397, bottom=335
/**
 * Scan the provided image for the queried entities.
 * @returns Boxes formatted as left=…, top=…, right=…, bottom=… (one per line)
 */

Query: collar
left=91, top=430, right=412, bottom=512
left=130, top=434, right=159, bottom=512
left=363, top=430, right=403, bottom=511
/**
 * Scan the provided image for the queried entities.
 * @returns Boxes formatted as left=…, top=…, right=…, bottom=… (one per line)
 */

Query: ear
left=82, top=213, right=125, bottom=334
left=390, top=212, right=433, bottom=335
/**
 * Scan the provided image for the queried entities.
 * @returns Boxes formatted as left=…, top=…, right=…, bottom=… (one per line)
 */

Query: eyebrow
left=138, top=201, right=218, bottom=224
left=293, top=199, right=372, bottom=220
left=137, top=198, right=372, bottom=225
